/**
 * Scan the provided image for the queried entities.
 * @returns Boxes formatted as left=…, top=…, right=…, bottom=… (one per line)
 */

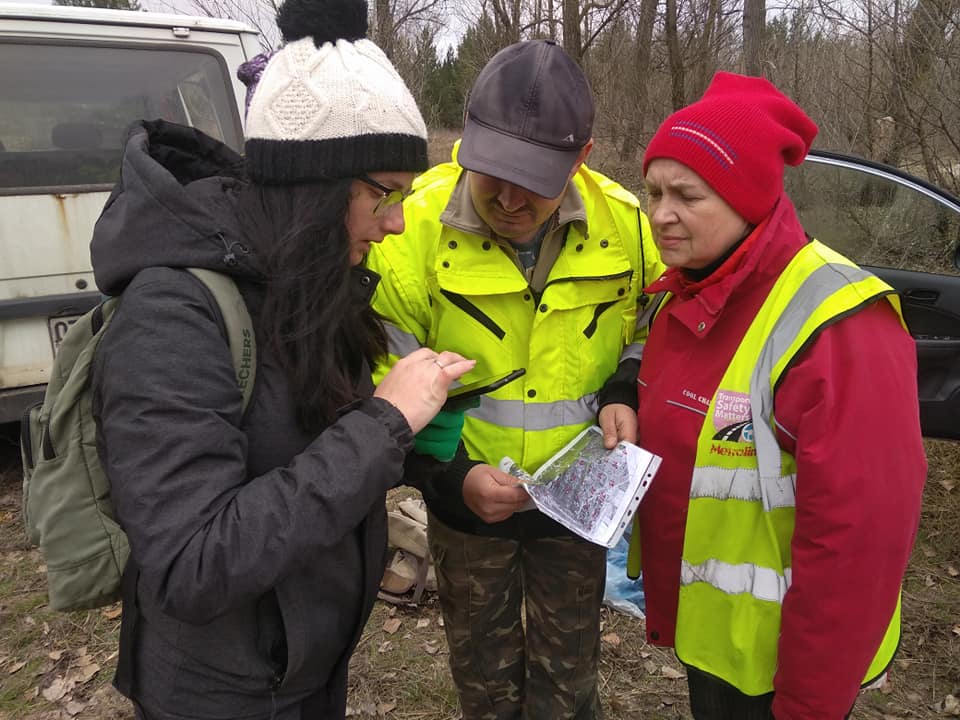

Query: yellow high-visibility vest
left=674, top=240, right=904, bottom=694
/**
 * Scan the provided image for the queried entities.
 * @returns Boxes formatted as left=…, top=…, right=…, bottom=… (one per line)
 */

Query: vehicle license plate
left=48, top=315, right=81, bottom=356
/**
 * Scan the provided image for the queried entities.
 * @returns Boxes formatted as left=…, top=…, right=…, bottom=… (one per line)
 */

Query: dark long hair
left=238, top=179, right=387, bottom=433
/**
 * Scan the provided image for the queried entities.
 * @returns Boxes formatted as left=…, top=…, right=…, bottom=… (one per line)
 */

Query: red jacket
left=636, top=193, right=926, bottom=719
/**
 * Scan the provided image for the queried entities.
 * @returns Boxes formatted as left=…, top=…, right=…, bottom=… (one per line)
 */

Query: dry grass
left=2, top=428, right=956, bottom=718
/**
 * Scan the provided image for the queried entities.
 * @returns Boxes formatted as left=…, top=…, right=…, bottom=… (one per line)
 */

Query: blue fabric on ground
left=602, top=531, right=645, bottom=618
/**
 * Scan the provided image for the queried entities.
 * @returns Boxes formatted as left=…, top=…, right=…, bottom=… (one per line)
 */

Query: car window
left=0, top=41, right=242, bottom=194
left=787, top=152, right=960, bottom=276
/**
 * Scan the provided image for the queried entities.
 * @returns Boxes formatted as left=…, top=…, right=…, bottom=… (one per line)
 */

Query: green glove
left=414, top=402, right=477, bottom=461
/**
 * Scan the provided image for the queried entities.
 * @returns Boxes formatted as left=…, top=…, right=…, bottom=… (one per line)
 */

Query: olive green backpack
left=20, top=268, right=256, bottom=611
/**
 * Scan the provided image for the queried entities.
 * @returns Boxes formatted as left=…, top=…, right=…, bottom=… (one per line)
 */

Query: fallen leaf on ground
left=66, top=699, right=88, bottom=716
left=71, top=662, right=100, bottom=684
left=48, top=650, right=63, bottom=661
left=416, top=618, right=430, bottom=629
left=7, top=660, right=26, bottom=674
left=377, top=701, right=397, bottom=714
left=102, top=606, right=122, bottom=619
left=383, top=617, right=401, bottom=635
left=946, top=564, right=958, bottom=577
left=378, top=640, right=393, bottom=654
left=601, top=632, right=621, bottom=647
left=940, top=478, right=955, bottom=492
left=661, top=665, right=685, bottom=680
left=42, top=676, right=70, bottom=702
left=423, top=641, right=440, bottom=655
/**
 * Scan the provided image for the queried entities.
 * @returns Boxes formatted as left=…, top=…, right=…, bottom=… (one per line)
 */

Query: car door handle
left=902, top=288, right=940, bottom=303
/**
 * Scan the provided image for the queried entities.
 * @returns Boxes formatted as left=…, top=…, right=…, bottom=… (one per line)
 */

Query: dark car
left=787, top=150, right=960, bottom=440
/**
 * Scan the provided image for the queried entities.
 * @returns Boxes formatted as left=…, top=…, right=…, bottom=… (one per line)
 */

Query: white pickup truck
left=0, top=3, right=260, bottom=422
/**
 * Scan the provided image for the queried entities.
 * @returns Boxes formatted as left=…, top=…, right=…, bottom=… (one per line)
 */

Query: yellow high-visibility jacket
left=368, top=151, right=662, bottom=533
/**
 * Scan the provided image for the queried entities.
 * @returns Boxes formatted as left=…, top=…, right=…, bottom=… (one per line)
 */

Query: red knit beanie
left=642, top=72, right=818, bottom=224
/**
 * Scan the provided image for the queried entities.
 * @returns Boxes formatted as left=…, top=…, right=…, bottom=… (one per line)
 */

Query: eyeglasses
left=358, top=175, right=414, bottom=217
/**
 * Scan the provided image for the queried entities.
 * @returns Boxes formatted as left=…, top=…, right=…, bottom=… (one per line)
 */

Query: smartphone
left=442, top=368, right=526, bottom=410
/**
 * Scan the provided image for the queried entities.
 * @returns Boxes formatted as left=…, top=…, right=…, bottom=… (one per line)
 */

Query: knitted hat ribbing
left=642, top=72, right=818, bottom=224
left=243, top=0, right=428, bottom=184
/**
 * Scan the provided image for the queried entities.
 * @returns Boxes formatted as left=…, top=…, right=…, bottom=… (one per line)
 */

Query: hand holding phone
left=442, top=368, right=526, bottom=411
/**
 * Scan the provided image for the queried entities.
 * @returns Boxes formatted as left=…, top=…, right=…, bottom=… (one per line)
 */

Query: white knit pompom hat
left=243, top=0, right=428, bottom=184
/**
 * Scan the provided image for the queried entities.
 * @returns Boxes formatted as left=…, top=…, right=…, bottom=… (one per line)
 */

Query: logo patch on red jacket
left=712, top=389, right=753, bottom=442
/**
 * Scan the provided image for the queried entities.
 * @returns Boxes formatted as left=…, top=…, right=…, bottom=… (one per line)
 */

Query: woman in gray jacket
left=90, top=0, right=472, bottom=717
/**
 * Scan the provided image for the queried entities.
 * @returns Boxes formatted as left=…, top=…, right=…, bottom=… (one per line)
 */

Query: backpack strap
left=186, top=268, right=257, bottom=413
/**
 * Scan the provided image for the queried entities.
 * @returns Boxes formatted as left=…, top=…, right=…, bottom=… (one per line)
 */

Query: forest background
left=125, top=0, right=960, bottom=202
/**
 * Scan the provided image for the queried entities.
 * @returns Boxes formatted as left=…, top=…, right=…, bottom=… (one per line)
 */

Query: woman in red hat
left=630, top=71, right=926, bottom=719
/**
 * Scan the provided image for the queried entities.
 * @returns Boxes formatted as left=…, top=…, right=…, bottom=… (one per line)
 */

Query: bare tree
left=148, top=0, right=281, bottom=49
left=665, top=0, right=685, bottom=109
left=743, top=0, right=765, bottom=74
left=563, top=0, right=584, bottom=60
left=619, top=0, right=659, bottom=159
left=371, top=0, right=449, bottom=59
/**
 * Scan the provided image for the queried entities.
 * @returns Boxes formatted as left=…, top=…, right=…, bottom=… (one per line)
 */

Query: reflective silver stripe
left=384, top=322, right=423, bottom=358
left=636, top=291, right=667, bottom=330
left=692, top=465, right=763, bottom=502
left=620, top=341, right=644, bottom=363
left=667, top=399, right=707, bottom=416
left=749, top=261, right=873, bottom=490
left=681, top=558, right=792, bottom=603
left=470, top=393, right=599, bottom=431
left=691, top=260, right=874, bottom=510
left=691, top=465, right=797, bottom=507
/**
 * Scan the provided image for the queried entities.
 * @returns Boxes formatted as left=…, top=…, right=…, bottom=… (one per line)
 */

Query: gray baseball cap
left=458, top=39, right=595, bottom=198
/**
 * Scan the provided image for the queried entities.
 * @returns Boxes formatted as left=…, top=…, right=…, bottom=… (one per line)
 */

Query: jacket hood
left=92, top=120, right=260, bottom=295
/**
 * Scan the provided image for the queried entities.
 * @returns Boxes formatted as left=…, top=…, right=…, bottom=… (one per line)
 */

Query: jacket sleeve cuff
left=341, top=397, right=415, bottom=454
left=407, top=444, right=481, bottom=527
left=598, top=358, right=640, bottom=412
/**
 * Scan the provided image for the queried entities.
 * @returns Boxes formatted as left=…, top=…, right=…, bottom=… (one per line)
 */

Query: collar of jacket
left=352, top=265, right=380, bottom=304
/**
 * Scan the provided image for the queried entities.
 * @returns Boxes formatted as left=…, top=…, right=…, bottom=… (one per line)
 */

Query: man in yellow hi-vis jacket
left=367, top=40, right=663, bottom=720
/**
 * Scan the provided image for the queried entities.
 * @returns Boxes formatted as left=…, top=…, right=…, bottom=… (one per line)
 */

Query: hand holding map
left=500, top=426, right=661, bottom=548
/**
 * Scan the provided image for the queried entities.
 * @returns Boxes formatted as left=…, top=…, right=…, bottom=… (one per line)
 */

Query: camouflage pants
left=427, top=512, right=606, bottom=720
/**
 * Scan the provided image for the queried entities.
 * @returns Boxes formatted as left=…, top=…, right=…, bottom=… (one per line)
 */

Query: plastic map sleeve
left=500, top=426, right=661, bottom=548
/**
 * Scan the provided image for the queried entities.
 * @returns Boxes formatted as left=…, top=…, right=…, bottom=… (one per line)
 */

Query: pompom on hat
left=642, top=71, right=818, bottom=224
left=242, top=0, right=428, bottom=184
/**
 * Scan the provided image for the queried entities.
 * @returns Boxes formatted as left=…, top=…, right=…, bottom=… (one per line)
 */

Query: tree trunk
left=743, top=0, right=765, bottom=76
left=665, top=0, right=685, bottom=110
left=374, top=0, right=395, bottom=59
left=619, top=0, right=659, bottom=160
left=563, top=0, right=583, bottom=65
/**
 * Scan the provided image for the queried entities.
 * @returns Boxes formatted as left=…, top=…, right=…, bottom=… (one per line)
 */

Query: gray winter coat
left=91, top=121, right=416, bottom=719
